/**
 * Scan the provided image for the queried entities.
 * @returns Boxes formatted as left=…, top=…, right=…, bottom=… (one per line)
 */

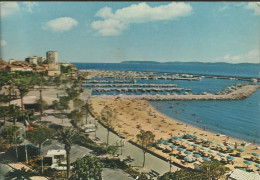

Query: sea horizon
left=75, top=62, right=260, bottom=144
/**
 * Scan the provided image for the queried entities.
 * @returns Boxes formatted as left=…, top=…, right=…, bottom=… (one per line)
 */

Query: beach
left=89, top=96, right=260, bottom=171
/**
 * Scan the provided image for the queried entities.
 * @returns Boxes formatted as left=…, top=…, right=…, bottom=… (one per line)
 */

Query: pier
left=82, top=83, right=178, bottom=88
left=93, top=84, right=260, bottom=101
left=91, top=87, right=184, bottom=93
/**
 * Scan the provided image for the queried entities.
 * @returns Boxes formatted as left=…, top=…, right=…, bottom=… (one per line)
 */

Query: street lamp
left=41, top=138, right=49, bottom=173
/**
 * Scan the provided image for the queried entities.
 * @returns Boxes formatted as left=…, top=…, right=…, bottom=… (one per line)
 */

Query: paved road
left=87, top=116, right=180, bottom=177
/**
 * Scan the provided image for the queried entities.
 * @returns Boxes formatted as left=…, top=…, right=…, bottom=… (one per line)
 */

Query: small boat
left=169, top=105, right=174, bottom=108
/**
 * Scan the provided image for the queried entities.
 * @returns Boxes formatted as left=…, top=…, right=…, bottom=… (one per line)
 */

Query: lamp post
left=41, top=138, right=49, bottom=173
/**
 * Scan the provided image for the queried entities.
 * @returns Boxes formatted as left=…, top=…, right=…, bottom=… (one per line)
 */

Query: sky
left=0, top=1, right=259, bottom=64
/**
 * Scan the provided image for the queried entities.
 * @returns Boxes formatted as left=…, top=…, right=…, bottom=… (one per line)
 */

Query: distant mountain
left=121, top=61, right=260, bottom=66
left=121, top=61, right=161, bottom=64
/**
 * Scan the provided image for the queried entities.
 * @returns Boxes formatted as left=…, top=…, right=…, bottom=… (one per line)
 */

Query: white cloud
left=43, top=17, right=78, bottom=32
left=245, top=2, right=260, bottom=16
left=22, top=2, right=39, bottom=13
left=218, top=3, right=230, bottom=12
left=91, top=2, right=192, bottom=36
left=0, top=2, right=19, bottom=17
left=0, top=40, right=7, bottom=46
left=215, top=49, right=259, bottom=63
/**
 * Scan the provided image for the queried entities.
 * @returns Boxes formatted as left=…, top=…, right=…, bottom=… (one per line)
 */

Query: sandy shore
left=89, top=97, right=260, bottom=171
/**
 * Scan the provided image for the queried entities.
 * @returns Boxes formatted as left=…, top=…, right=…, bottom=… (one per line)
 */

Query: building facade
left=46, top=51, right=58, bottom=64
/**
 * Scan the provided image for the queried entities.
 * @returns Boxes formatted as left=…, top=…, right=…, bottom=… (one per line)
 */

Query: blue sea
left=73, top=62, right=260, bottom=143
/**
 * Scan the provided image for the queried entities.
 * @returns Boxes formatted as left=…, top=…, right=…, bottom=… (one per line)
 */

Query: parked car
left=7, top=117, right=14, bottom=122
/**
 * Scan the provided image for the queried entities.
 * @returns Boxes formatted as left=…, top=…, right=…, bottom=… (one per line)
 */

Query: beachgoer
left=253, top=139, right=256, bottom=145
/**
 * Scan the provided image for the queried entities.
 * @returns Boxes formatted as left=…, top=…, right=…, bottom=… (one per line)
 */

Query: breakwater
left=82, top=83, right=178, bottom=88
left=93, top=84, right=259, bottom=101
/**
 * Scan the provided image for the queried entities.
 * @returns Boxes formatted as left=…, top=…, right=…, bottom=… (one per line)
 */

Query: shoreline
left=89, top=96, right=260, bottom=171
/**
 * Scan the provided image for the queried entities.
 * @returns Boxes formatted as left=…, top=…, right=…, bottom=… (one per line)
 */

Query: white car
left=51, top=164, right=73, bottom=171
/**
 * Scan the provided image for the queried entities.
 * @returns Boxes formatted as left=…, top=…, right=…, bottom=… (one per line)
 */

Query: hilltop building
left=0, top=51, right=76, bottom=76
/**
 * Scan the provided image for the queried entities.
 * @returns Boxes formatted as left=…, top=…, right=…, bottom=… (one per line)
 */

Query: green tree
left=9, top=104, right=22, bottom=125
left=36, top=99, right=47, bottom=120
left=136, top=129, right=155, bottom=168
left=106, top=145, right=119, bottom=156
left=158, top=169, right=204, bottom=180
left=26, top=126, right=55, bottom=173
left=73, top=98, right=84, bottom=111
left=200, top=160, right=229, bottom=180
left=15, top=78, right=31, bottom=110
left=69, top=110, right=84, bottom=126
left=4, top=167, right=37, bottom=180
left=1, top=125, right=20, bottom=158
left=71, top=155, right=103, bottom=180
left=56, top=127, right=77, bottom=178
left=0, top=106, right=9, bottom=126
left=100, top=105, right=117, bottom=147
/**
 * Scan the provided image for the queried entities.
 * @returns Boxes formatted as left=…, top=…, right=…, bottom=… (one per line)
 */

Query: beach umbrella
left=171, top=137, right=178, bottom=142
left=227, top=145, right=234, bottom=150
left=170, top=145, right=177, bottom=149
left=208, top=150, right=216, bottom=154
left=184, top=157, right=193, bottom=162
left=203, top=157, right=211, bottom=162
left=255, top=164, right=260, bottom=168
left=217, top=143, right=224, bottom=147
left=217, top=152, right=226, bottom=157
left=193, top=154, right=201, bottom=158
left=252, top=153, right=260, bottom=157
left=179, top=139, right=185, bottom=142
left=201, top=147, right=208, bottom=151
left=157, top=139, right=164, bottom=144
left=227, top=156, right=235, bottom=160
left=237, top=149, right=244, bottom=153
left=208, top=140, right=215, bottom=144
left=201, top=138, right=207, bottom=142
left=163, top=141, right=170, bottom=145
left=192, top=144, right=200, bottom=148
left=243, top=160, right=253, bottom=165
left=184, top=150, right=192, bottom=155
left=177, top=148, right=184, bottom=152
left=188, top=133, right=195, bottom=136
left=193, top=135, right=198, bottom=139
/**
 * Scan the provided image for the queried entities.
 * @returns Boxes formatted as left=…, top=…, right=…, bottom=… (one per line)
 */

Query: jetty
left=82, top=83, right=178, bottom=88
left=93, top=84, right=260, bottom=101
left=91, top=87, right=184, bottom=93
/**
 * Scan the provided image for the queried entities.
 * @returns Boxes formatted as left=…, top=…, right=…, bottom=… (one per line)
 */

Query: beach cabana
left=208, top=140, right=214, bottom=144
left=192, top=144, right=200, bottom=148
left=170, top=145, right=177, bottom=150
left=217, top=152, right=226, bottom=157
left=243, top=160, right=253, bottom=165
left=201, top=138, right=207, bottom=142
left=237, top=149, right=244, bottom=153
left=201, top=147, right=208, bottom=151
left=255, top=164, right=260, bottom=168
left=227, top=145, right=234, bottom=150
left=227, top=156, right=235, bottom=160
left=193, top=154, right=201, bottom=158
left=252, top=153, right=260, bottom=157
left=184, top=157, right=193, bottom=163
left=177, top=148, right=185, bottom=152
left=157, top=139, right=164, bottom=144
left=163, top=141, right=170, bottom=145
left=217, top=143, right=224, bottom=147
left=208, top=150, right=216, bottom=154
left=184, top=150, right=192, bottom=155
left=202, top=157, right=211, bottom=162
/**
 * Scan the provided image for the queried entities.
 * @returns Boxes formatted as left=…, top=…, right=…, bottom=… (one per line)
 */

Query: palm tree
left=69, top=109, right=83, bottom=126
left=15, top=79, right=31, bottom=110
left=9, top=105, right=21, bottom=125
left=136, top=129, right=155, bottom=167
left=100, top=105, right=117, bottom=147
left=56, top=127, right=77, bottom=178
left=36, top=99, right=47, bottom=120
left=4, top=167, right=37, bottom=180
